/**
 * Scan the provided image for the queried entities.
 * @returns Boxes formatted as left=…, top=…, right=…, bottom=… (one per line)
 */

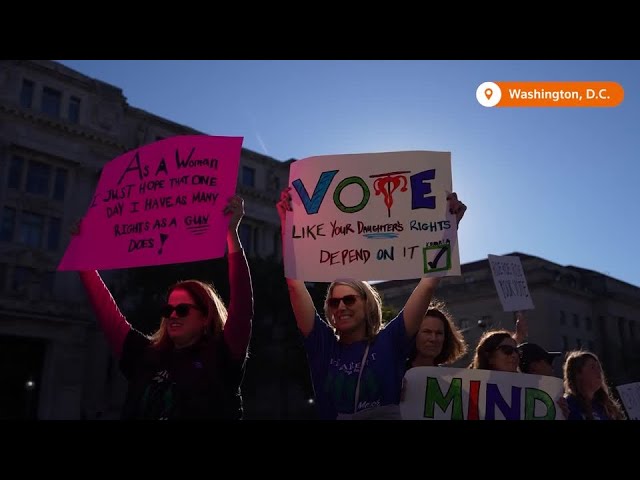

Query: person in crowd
left=470, top=328, right=570, bottom=419
left=563, top=350, right=626, bottom=420
left=76, top=195, right=253, bottom=419
left=276, top=187, right=467, bottom=420
left=406, top=299, right=468, bottom=369
left=517, top=342, right=561, bottom=376
left=469, top=329, right=519, bottom=372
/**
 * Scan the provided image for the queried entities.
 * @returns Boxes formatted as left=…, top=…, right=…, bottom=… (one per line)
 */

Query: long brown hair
left=150, top=279, right=228, bottom=350
left=410, top=299, right=468, bottom=366
left=563, top=350, right=625, bottom=420
left=323, top=279, right=382, bottom=341
left=469, top=329, right=514, bottom=370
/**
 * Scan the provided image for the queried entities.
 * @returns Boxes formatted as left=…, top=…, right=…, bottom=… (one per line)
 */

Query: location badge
left=477, top=82, right=501, bottom=107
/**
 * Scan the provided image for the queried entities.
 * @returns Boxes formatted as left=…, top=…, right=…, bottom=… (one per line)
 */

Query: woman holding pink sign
left=277, top=188, right=466, bottom=420
left=75, top=195, right=253, bottom=419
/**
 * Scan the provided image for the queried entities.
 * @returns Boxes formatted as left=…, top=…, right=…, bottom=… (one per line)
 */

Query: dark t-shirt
left=119, top=329, right=245, bottom=420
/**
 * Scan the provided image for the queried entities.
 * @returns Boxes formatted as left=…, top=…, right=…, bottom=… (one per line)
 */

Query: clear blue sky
left=58, top=60, right=640, bottom=287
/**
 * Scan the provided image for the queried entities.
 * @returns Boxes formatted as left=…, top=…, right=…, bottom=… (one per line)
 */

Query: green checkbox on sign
left=423, top=244, right=451, bottom=273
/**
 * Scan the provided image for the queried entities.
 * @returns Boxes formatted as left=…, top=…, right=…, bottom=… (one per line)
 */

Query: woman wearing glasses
left=469, top=330, right=520, bottom=372
left=469, top=329, right=573, bottom=419
left=276, top=188, right=466, bottom=420
left=77, top=195, right=253, bottom=419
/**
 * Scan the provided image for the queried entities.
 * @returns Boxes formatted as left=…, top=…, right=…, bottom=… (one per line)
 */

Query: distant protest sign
left=283, top=151, right=461, bottom=282
left=616, top=382, right=640, bottom=420
left=488, top=254, right=534, bottom=311
left=58, top=135, right=243, bottom=271
left=400, top=367, right=565, bottom=420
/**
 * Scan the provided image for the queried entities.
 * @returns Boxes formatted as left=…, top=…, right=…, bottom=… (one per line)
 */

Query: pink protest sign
left=58, top=135, right=243, bottom=271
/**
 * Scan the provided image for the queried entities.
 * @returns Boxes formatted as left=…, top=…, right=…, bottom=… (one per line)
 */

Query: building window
left=562, top=336, right=569, bottom=350
left=585, top=316, right=592, bottom=331
left=460, top=319, right=470, bottom=330
left=273, top=231, right=280, bottom=257
left=0, top=263, right=6, bottom=292
left=53, top=168, right=67, bottom=201
left=630, top=322, right=636, bottom=340
left=8, top=156, right=24, bottom=189
left=572, top=313, right=580, bottom=328
left=9, top=156, right=68, bottom=200
left=267, top=171, right=280, bottom=191
left=20, top=79, right=34, bottom=108
left=560, top=310, right=566, bottom=325
left=40, top=271, right=56, bottom=299
left=576, top=338, right=582, bottom=349
left=242, top=166, right=255, bottom=187
left=48, top=217, right=61, bottom=251
left=239, top=224, right=252, bottom=254
left=0, top=207, right=16, bottom=242
left=41, top=86, right=62, bottom=118
left=588, top=340, right=595, bottom=352
left=253, top=228, right=260, bottom=256
left=26, top=161, right=51, bottom=196
left=618, top=317, right=626, bottom=342
left=20, top=211, right=44, bottom=248
left=11, top=266, right=33, bottom=293
left=68, top=96, right=81, bottom=123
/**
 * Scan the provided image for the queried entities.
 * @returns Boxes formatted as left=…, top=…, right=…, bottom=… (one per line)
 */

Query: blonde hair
left=150, top=279, right=228, bottom=350
left=563, top=350, right=625, bottom=420
left=323, top=279, right=382, bottom=341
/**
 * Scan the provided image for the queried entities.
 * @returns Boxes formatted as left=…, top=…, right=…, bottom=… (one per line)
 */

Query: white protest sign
left=488, top=254, right=534, bottom=311
left=616, top=382, right=640, bottom=420
left=400, top=367, right=565, bottom=420
left=283, top=151, right=461, bottom=282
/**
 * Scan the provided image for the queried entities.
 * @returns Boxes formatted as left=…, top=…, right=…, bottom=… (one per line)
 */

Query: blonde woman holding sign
left=277, top=188, right=466, bottom=420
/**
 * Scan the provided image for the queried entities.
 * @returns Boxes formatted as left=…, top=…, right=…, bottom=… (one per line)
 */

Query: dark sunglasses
left=328, top=294, right=360, bottom=309
left=161, top=303, right=202, bottom=318
left=495, top=345, right=519, bottom=356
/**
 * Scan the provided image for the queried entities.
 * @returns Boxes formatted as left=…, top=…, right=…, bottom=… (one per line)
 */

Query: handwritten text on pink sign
left=58, top=135, right=242, bottom=271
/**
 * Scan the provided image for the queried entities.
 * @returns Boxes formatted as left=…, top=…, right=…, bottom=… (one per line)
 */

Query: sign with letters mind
left=58, top=135, right=243, bottom=271
left=616, top=382, right=640, bottom=420
left=400, top=367, right=565, bottom=420
left=488, top=254, right=534, bottom=311
left=283, top=151, right=461, bottom=282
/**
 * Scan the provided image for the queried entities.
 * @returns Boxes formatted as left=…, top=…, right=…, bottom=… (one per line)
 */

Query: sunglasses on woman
left=328, top=294, right=360, bottom=309
left=495, top=345, right=519, bottom=356
left=161, top=303, right=203, bottom=318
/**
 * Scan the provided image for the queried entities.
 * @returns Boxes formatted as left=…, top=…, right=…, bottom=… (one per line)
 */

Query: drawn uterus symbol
left=371, top=171, right=409, bottom=218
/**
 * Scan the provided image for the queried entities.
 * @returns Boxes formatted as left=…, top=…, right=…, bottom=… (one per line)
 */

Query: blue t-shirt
left=304, top=311, right=411, bottom=420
